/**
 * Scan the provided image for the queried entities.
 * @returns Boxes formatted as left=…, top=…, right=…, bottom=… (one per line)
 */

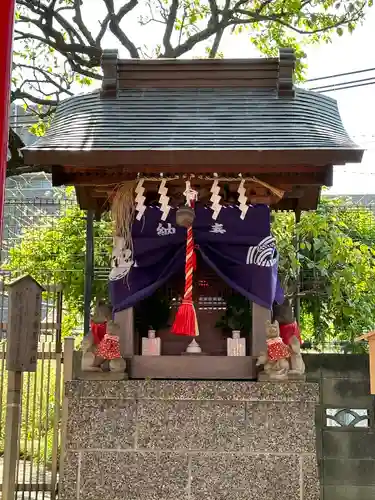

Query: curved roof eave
left=22, top=87, right=364, bottom=168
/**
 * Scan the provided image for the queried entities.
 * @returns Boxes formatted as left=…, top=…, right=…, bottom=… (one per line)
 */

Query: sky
left=222, top=8, right=375, bottom=195
left=80, top=3, right=375, bottom=195
left=297, top=9, right=375, bottom=195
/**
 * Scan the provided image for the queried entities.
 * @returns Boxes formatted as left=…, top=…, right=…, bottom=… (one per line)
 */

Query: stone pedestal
left=60, top=380, right=320, bottom=500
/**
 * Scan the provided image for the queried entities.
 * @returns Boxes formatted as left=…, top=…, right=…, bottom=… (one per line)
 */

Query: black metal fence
left=0, top=189, right=69, bottom=498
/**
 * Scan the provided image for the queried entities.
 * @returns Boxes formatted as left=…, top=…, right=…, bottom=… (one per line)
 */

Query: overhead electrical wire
left=305, top=67, right=375, bottom=83
left=311, top=78, right=375, bottom=93
left=303, top=66, right=375, bottom=93
left=310, top=76, right=375, bottom=90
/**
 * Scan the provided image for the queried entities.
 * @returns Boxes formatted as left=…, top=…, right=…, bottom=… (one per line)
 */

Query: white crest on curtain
left=246, top=236, right=278, bottom=267
left=109, top=236, right=134, bottom=281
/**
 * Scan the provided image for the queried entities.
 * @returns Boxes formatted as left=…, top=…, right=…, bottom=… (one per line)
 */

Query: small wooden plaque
left=6, top=275, right=44, bottom=372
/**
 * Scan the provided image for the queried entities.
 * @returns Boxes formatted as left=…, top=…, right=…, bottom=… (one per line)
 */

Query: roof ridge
left=100, top=48, right=295, bottom=98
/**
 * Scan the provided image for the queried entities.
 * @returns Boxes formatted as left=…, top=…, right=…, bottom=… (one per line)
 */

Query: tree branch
left=208, top=0, right=230, bottom=58
left=73, top=0, right=96, bottom=46
left=162, top=0, right=179, bottom=56
left=230, top=6, right=366, bottom=36
left=11, top=89, right=59, bottom=107
left=96, top=13, right=111, bottom=47
left=15, top=23, right=100, bottom=61
left=16, top=63, right=74, bottom=97
left=209, top=28, right=224, bottom=58
left=164, top=23, right=220, bottom=58
left=102, top=0, right=140, bottom=58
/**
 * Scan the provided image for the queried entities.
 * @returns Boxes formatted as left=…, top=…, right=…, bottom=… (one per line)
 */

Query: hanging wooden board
left=6, top=275, right=45, bottom=372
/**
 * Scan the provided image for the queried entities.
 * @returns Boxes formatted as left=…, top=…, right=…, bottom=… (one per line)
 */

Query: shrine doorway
left=133, top=255, right=252, bottom=357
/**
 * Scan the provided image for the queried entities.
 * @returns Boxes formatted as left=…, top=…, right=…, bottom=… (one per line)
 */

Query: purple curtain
left=109, top=204, right=283, bottom=312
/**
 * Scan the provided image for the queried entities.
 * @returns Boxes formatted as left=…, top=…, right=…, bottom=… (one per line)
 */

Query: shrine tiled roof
left=21, top=51, right=364, bottom=213
left=24, top=87, right=360, bottom=157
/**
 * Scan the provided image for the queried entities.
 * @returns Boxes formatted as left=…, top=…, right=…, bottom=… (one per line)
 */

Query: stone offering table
left=60, top=380, right=320, bottom=500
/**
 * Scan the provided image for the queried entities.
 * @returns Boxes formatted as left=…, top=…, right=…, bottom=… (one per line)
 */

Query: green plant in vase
left=216, top=293, right=252, bottom=335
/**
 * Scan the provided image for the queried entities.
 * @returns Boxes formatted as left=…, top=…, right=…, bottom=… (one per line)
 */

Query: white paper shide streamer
left=184, top=180, right=198, bottom=205
left=135, top=179, right=146, bottom=221
left=158, top=179, right=171, bottom=221
left=210, top=179, right=222, bottom=220
left=237, top=179, right=249, bottom=220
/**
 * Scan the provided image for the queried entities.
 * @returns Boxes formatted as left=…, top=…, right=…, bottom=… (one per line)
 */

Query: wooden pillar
left=2, top=371, right=21, bottom=500
left=355, top=332, right=375, bottom=395
left=251, top=302, right=271, bottom=357
left=51, top=290, right=63, bottom=500
left=294, top=208, right=301, bottom=324
left=59, top=337, right=74, bottom=495
left=114, top=308, right=134, bottom=357
left=83, top=210, right=94, bottom=335
left=0, top=0, right=16, bottom=243
left=369, top=338, right=375, bottom=395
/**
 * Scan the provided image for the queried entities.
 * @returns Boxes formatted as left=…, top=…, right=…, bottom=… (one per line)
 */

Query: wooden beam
left=278, top=48, right=295, bottom=97
left=129, top=355, right=256, bottom=379
left=75, top=191, right=321, bottom=213
left=114, top=308, right=134, bottom=358
left=370, top=339, right=375, bottom=395
left=28, top=148, right=363, bottom=169
left=60, top=171, right=332, bottom=187
left=355, top=332, right=375, bottom=394
left=101, top=49, right=118, bottom=97
left=115, top=57, right=279, bottom=91
left=63, top=164, right=332, bottom=175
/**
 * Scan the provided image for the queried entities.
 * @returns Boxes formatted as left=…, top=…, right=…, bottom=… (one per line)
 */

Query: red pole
left=0, top=0, right=16, bottom=243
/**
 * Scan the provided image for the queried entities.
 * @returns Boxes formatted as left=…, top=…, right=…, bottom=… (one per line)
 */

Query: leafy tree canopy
left=9, top=0, right=373, bottom=175
left=274, top=197, right=375, bottom=346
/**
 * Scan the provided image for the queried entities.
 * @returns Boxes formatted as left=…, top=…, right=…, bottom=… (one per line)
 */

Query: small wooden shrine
left=23, top=48, right=363, bottom=380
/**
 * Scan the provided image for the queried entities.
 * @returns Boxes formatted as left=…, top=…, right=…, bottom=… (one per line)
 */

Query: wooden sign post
left=2, top=275, right=44, bottom=500
left=356, top=331, right=375, bottom=395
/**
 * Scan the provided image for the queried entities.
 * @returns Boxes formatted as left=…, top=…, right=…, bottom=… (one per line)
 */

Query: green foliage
left=273, top=197, right=375, bottom=345
left=0, top=355, right=60, bottom=469
left=216, top=293, right=252, bottom=332
left=272, top=211, right=299, bottom=291
left=3, top=189, right=112, bottom=333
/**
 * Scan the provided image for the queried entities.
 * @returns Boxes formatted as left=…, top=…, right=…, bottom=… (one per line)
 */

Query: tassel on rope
left=171, top=181, right=199, bottom=337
